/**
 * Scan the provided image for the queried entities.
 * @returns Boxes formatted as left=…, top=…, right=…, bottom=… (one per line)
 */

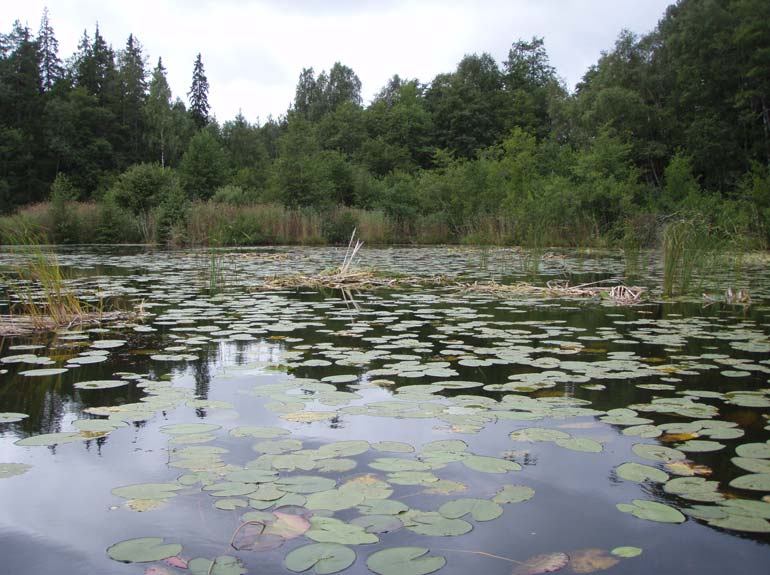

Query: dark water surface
left=1, top=246, right=769, bottom=575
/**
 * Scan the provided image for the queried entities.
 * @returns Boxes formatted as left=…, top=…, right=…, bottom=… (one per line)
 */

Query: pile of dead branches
left=0, top=309, right=145, bottom=337
left=456, top=279, right=645, bottom=303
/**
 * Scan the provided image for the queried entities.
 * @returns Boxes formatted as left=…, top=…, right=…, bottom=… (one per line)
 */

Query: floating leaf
left=366, top=547, right=445, bottom=575
left=569, top=549, right=619, bottom=573
left=438, top=498, right=502, bottom=521
left=230, top=426, right=289, bottom=439
left=350, top=514, right=404, bottom=534
left=372, top=441, right=415, bottom=453
left=404, top=511, right=473, bottom=536
left=663, top=477, right=724, bottom=502
left=0, top=412, right=29, bottom=423
left=677, top=440, right=724, bottom=453
left=15, top=432, right=83, bottom=447
left=735, top=443, right=770, bottom=459
left=357, top=499, right=410, bottom=516
left=0, top=462, right=32, bottom=479
left=284, top=543, right=356, bottom=574
left=708, top=515, right=770, bottom=533
left=729, top=474, right=770, bottom=491
left=631, top=443, right=686, bottom=463
left=306, top=517, right=378, bottom=545
left=493, top=484, right=535, bottom=504
left=306, top=489, right=364, bottom=512
left=509, top=428, right=571, bottom=442
left=19, top=368, right=68, bottom=377
left=107, top=537, right=182, bottom=563
left=611, top=547, right=642, bottom=558
left=616, top=500, right=685, bottom=523
left=462, top=455, right=521, bottom=474
left=231, top=522, right=284, bottom=551
left=616, top=462, right=669, bottom=483
left=511, top=552, right=569, bottom=575
left=74, top=380, right=129, bottom=390
left=277, top=475, right=337, bottom=494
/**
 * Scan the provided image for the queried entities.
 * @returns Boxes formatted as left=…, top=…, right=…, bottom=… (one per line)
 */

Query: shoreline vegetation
left=1, top=1, right=769, bottom=253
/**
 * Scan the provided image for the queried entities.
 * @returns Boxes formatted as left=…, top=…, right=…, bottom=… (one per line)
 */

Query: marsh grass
left=661, top=219, right=725, bottom=297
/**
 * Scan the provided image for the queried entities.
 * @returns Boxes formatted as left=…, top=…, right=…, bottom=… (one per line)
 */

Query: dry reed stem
left=0, top=309, right=146, bottom=337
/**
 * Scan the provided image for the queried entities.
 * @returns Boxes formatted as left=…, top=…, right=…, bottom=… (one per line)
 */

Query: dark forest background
left=1, top=0, right=768, bottom=246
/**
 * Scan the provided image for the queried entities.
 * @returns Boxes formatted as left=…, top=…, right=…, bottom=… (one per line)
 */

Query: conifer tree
left=146, top=57, right=173, bottom=166
left=37, top=7, right=62, bottom=91
left=188, top=53, right=209, bottom=129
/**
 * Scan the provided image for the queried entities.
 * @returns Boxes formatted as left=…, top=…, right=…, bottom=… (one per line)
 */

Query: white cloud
left=3, top=0, right=671, bottom=123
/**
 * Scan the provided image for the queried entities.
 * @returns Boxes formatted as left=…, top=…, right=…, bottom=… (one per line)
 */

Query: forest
left=0, top=0, right=768, bottom=247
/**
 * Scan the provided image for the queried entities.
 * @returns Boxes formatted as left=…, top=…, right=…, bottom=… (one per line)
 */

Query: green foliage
left=322, top=211, right=358, bottom=244
left=108, top=163, right=177, bottom=214
left=155, top=181, right=189, bottom=244
left=179, top=130, right=228, bottom=200
left=50, top=174, right=80, bottom=244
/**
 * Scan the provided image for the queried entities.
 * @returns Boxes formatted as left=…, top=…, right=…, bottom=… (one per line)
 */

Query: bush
left=108, top=163, right=178, bottom=215
left=322, top=211, right=358, bottom=244
left=50, top=174, right=80, bottom=244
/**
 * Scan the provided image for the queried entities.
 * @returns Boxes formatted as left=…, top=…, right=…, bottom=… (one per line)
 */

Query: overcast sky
left=4, top=0, right=673, bottom=125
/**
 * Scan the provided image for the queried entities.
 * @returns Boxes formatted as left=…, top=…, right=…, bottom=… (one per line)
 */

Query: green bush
left=322, top=211, right=358, bottom=244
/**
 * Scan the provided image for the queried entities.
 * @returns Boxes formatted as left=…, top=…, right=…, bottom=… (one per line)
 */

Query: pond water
left=1, top=246, right=769, bottom=575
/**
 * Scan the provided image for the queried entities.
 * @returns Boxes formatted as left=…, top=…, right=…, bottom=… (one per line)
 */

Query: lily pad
left=0, top=412, right=29, bottom=423
left=735, top=443, right=770, bottom=459
left=631, top=443, right=686, bottom=463
left=617, top=499, right=686, bottom=523
left=729, top=473, right=770, bottom=491
left=569, top=548, right=619, bottom=573
left=74, top=380, right=129, bottom=390
left=493, top=484, right=535, bottom=504
left=306, top=517, right=378, bottom=545
left=107, top=537, right=182, bottom=563
left=404, top=511, right=473, bottom=536
left=19, top=368, right=68, bottom=377
left=366, top=547, right=446, bottom=575
left=438, top=498, right=502, bottom=521
left=611, top=547, right=642, bottom=558
left=284, top=543, right=356, bottom=574
left=112, top=483, right=183, bottom=500
left=0, top=462, right=32, bottom=479
left=462, top=455, right=521, bottom=474
left=277, top=475, right=337, bottom=494
left=616, top=462, right=669, bottom=483
left=15, top=432, right=83, bottom=447
left=554, top=437, right=603, bottom=453
left=161, top=423, right=221, bottom=435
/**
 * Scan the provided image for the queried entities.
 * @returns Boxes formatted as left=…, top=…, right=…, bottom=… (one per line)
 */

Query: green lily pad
left=611, top=547, right=642, bottom=558
left=372, top=441, right=415, bottom=453
left=306, top=517, right=378, bottom=545
left=367, top=547, right=445, bottom=575
left=663, top=477, right=724, bottom=502
left=708, top=515, right=770, bottom=533
left=677, top=440, right=724, bottom=453
left=438, top=498, right=502, bottom=521
left=306, top=489, right=365, bottom=512
left=0, top=412, right=29, bottom=423
left=631, top=443, right=686, bottom=463
left=350, top=514, right=404, bottom=534
left=729, top=473, right=770, bottom=491
left=0, top=462, right=32, bottom=478
left=493, top=484, right=535, bottom=504
left=357, top=499, right=410, bottom=516
left=107, top=537, right=182, bottom=563
left=616, top=462, right=669, bottom=483
left=230, top=426, right=290, bottom=439
left=316, top=440, right=370, bottom=459
left=284, top=543, right=356, bottom=574
left=617, top=499, right=686, bottom=523
left=404, top=511, right=473, bottom=536
left=74, top=379, right=130, bottom=390
left=19, top=368, right=68, bottom=377
left=369, top=458, right=432, bottom=472
left=509, top=428, right=571, bottom=442
left=276, top=475, right=337, bottom=494
left=226, top=469, right=279, bottom=483
left=735, top=443, right=770, bottom=459
left=422, top=440, right=468, bottom=453
left=462, top=455, right=521, bottom=474
left=15, top=432, right=83, bottom=447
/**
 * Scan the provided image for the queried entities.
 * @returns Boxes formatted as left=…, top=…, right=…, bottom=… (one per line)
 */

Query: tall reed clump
left=4, top=229, right=89, bottom=328
left=661, top=219, right=722, bottom=297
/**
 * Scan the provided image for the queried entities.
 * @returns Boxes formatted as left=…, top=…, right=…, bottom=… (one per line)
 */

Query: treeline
left=1, top=0, right=769, bottom=247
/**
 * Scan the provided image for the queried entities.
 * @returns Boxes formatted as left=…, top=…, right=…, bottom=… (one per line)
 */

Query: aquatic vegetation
left=1, top=245, right=770, bottom=574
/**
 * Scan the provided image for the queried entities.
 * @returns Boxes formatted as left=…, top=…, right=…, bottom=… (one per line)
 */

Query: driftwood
left=454, top=279, right=646, bottom=304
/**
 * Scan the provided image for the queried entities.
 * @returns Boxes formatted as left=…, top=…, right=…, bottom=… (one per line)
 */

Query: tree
left=116, top=34, right=148, bottom=165
left=37, top=7, right=62, bottom=91
left=145, top=57, right=173, bottom=166
left=188, top=53, right=209, bottom=129
left=179, top=129, right=228, bottom=199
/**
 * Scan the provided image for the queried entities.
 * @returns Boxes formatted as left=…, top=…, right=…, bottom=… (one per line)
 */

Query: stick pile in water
left=260, top=233, right=646, bottom=305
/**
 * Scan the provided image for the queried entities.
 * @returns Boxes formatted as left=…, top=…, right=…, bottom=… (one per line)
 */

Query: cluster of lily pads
left=2, top=246, right=770, bottom=574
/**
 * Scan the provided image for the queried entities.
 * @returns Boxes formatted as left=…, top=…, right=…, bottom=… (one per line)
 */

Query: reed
left=661, top=219, right=724, bottom=297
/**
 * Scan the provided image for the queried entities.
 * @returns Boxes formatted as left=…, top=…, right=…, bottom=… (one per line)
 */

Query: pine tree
left=37, top=7, right=62, bottom=91
left=146, top=57, right=173, bottom=166
left=117, top=33, right=148, bottom=164
left=188, top=53, right=209, bottom=129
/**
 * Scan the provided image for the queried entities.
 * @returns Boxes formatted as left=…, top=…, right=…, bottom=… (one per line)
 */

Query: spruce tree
left=37, top=7, right=62, bottom=91
left=146, top=57, right=173, bottom=166
left=188, top=53, right=209, bottom=129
